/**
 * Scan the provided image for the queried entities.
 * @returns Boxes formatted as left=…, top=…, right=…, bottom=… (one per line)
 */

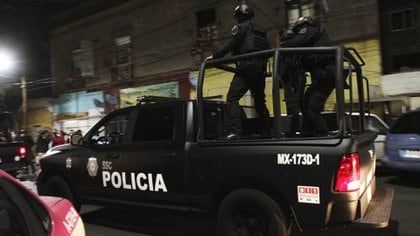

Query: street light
left=0, top=49, right=16, bottom=73
left=0, top=50, right=27, bottom=130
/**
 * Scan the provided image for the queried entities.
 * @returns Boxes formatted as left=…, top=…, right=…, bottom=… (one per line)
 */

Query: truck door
left=72, top=108, right=133, bottom=201
left=120, top=102, right=187, bottom=206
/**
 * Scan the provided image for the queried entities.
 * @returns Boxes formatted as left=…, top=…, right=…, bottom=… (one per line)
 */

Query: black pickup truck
left=37, top=47, right=393, bottom=236
left=0, top=112, right=31, bottom=176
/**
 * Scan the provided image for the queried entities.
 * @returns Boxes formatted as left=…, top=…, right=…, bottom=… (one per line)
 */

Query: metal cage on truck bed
left=197, top=46, right=372, bottom=141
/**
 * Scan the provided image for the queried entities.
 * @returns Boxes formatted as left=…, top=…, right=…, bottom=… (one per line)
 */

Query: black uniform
left=281, top=17, right=334, bottom=136
left=279, top=30, right=307, bottom=134
left=212, top=19, right=271, bottom=138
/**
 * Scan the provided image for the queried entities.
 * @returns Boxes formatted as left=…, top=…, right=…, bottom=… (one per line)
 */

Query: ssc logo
left=87, top=157, right=98, bottom=177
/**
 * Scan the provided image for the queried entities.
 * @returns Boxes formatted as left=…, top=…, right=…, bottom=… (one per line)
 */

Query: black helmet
left=233, top=4, right=254, bottom=22
left=292, top=16, right=318, bottom=32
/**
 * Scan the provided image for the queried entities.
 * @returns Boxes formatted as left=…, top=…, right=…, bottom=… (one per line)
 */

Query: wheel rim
left=233, top=209, right=268, bottom=236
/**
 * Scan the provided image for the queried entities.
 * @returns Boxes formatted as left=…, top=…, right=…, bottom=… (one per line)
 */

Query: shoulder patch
left=231, top=25, right=239, bottom=36
left=298, top=27, right=307, bottom=34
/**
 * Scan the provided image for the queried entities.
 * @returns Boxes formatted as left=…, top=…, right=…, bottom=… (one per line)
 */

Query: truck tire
left=218, top=188, right=290, bottom=236
left=44, top=176, right=81, bottom=211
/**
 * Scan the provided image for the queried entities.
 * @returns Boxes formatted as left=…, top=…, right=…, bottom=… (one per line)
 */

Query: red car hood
left=39, top=196, right=85, bottom=236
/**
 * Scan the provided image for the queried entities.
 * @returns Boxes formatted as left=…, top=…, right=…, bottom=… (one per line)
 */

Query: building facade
left=48, top=0, right=382, bottom=132
left=375, top=0, right=420, bottom=121
left=379, top=0, right=420, bottom=74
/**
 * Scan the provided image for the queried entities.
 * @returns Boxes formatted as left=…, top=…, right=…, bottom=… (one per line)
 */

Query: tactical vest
left=312, top=27, right=331, bottom=47
left=234, top=21, right=270, bottom=55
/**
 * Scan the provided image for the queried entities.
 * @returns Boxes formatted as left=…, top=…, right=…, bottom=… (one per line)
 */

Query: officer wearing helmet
left=280, top=16, right=334, bottom=136
left=206, top=3, right=271, bottom=140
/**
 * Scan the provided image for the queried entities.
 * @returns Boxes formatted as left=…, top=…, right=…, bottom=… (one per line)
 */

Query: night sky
left=0, top=1, right=84, bottom=112
left=0, top=1, right=127, bottom=112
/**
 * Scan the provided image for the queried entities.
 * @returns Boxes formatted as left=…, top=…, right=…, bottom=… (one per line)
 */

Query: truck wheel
left=44, top=176, right=80, bottom=211
left=218, top=188, right=290, bottom=236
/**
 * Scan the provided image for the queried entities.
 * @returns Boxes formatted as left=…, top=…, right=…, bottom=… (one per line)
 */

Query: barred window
left=115, top=36, right=131, bottom=65
left=390, top=8, right=417, bottom=31
left=285, top=0, right=317, bottom=27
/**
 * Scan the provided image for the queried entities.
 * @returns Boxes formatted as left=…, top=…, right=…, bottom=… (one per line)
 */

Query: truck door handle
left=160, top=152, right=176, bottom=159
left=106, top=153, right=120, bottom=159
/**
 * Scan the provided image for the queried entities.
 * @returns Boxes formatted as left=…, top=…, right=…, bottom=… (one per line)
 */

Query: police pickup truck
left=37, top=47, right=393, bottom=236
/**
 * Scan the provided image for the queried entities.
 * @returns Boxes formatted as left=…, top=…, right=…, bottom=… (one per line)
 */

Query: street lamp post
left=21, top=76, right=27, bottom=130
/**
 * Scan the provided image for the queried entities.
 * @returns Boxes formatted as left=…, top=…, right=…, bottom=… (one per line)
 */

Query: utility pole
left=21, top=76, right=27, bottom=130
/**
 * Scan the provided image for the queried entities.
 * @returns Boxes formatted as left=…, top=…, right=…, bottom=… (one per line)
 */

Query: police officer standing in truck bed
left=281, top=16, right=334, bottom=136
left=278, top=29, right=307, bottom=136
left=206, top=3, right=271, bottom=140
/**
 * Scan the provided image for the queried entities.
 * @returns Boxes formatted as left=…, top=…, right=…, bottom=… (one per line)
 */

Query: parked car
left=383, top=109, right=420, bottom=172
left=323, top=112, right=389, bottom=165
left=0, top=170, right=85, bottom=236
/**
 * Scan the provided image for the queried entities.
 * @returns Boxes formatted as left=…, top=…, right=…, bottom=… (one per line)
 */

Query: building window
left=70, top=39, right=95, bottom=77
left=196, top=8, right=215, bottom=28
left=390, top=8, right=417, bottom=31
left=116, top=48, right=130, bottom=65
left=71, top=48, right=82, bottom=76
left=115, top=36, right=131, bottom=65
left=285, top=0, right=317, bottom=27
left=113, top=35, right=132, bottom=81
left=191, top=8, right=219, bottom=64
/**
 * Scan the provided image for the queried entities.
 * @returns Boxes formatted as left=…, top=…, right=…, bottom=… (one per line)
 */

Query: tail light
left=334, top=153, right=360, bottom=192
left=19, top=146, right=27, bottom=157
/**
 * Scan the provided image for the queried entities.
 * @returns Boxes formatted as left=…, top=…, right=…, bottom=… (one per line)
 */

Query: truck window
left=133, top=107, right=174, bottom=141
left=365, top=116, right=389, bottom=134
left=90, top=112, right=130, bottom=145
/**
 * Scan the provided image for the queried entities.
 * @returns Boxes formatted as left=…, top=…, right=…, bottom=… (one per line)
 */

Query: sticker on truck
left=277, top=153, right=320, bottom=166
left=297, top=185, right=320, bottom=204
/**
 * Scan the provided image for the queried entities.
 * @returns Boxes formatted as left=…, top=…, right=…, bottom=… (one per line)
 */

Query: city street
left=21, top=168, right=420, bottom=236
left=1, top=1, right=418, bottom=236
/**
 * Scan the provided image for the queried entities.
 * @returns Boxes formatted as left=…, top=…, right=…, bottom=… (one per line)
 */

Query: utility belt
left=237, top=58, right=267, bottom=69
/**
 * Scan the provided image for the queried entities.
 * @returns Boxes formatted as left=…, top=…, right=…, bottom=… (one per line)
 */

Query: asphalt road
left=376, top=168, right=420, bottom=236
left=22, top=168, right=420, bottom=236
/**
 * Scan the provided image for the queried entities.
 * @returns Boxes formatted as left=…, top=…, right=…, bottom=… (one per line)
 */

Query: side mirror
left=70, top=133, right=84, bottom=146
left=0, top=209, right=11, bottom=235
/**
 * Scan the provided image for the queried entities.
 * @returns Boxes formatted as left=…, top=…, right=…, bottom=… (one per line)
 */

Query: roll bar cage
left=196, top=46, right=369, bottom=140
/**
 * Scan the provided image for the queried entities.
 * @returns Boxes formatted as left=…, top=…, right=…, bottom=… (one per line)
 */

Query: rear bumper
left=354, top=187, right=394, bottom=228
